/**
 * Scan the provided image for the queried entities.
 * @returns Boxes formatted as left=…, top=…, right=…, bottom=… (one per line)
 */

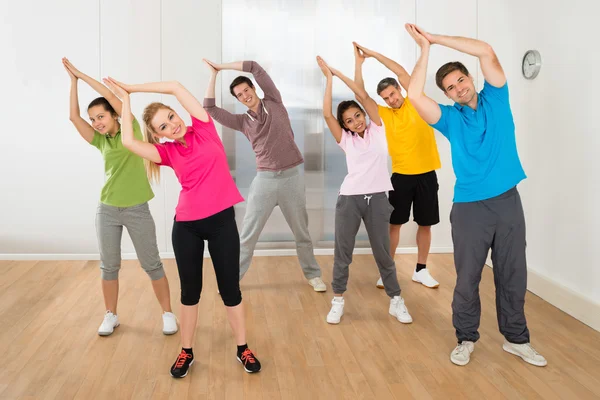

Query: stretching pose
left=103, top=76, right=262, bottom=378
left=405, top=24, right=546, bottom=367
left=353, top=43, right=441, bottom=290
left=63, top=58, right=176, bottom=337
left=316, top=53, right=412, bottom=326
left=202, top=59, right=325, bottom=292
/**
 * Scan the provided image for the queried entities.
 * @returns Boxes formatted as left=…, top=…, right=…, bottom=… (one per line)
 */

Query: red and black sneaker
left=170, top=349, right=194, bottom=378
left=237, top=348, right=262, bottom=373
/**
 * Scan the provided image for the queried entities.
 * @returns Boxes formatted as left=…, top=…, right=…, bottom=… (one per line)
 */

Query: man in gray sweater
left=203, top=59, right=325, bottom=292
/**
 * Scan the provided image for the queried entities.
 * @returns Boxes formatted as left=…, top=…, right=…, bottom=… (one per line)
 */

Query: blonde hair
left=142, top=102, right=174, bottom=184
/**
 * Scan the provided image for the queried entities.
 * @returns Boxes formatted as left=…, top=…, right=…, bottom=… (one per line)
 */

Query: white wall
left=477, top=0, right=600, bottom=327
left=0, top=0, right=221, bottom=257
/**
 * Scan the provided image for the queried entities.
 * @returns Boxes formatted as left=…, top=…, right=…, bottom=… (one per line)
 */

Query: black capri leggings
left=172, top=207, right=242, bottom=307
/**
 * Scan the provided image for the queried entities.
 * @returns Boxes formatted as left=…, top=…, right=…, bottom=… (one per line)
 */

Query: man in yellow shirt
left=354, top=42, right=441, bottom=289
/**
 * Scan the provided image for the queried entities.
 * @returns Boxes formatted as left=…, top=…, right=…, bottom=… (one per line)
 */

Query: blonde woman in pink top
left=103, top=77, right=261, bottom=378
left=316, top=53, right=413, bottom=326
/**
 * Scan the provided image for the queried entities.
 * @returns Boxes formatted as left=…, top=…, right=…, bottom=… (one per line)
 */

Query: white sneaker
left=389, top=296, right=413, bottom=324
left=376, top=277, right=384, bottom=288
left=326, top=297, right=345, bottom=324
left=308, top=277, right=327, bottom=292
left=162, top=312, right=178, bottom=335
left=98, top=311, right=119, bottom=336
left=502, top=340, right=547, bottom=367
left=450, top=341, right=475, bottom=366
left=412, top=268, right=440, bottom=288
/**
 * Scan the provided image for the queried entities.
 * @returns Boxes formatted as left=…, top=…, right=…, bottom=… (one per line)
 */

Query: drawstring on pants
left=364, top=195, right=372, bottom=206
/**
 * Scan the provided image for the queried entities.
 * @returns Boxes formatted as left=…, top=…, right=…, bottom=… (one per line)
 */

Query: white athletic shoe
left=308, top=277, right=327, bottom=292
left=98, top=311, right=119, bottom=336
left=327, top=297, right=345, bottom=324
left=162, top=312, right=178, bottom=335
left=502, top=340, right=547, bottom=366
left=376, top=277, right=384, bottom=288
left=412, top=268, right=440, bottom=288
left=451, top=341, right=475, bottom=366
left=389, top=296, right=413, bottom=324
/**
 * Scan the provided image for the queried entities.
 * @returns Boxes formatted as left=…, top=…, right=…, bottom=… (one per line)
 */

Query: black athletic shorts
left=388, top=171, right=440, bottom=226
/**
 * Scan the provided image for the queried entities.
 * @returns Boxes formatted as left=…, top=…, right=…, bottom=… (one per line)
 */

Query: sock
left=182, top=347, right=193, bottom=358
left=416, top=263, right=426, bottom=272
left=237, top=344, right=248, bottom=355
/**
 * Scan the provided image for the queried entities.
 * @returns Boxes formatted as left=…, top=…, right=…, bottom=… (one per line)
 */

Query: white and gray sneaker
left=326, top=297, right=345, bottom=324
left=308, top=277, right=327, bottom=292
left=98, top=311, right=119, bottom=336
left=376, top=277, right=384, bottom=288
left=162, top=312, right=178, bottom=335
left=502, top=340, right=547, bottom=366
left=389, top=296, right=413, bottom=323
left=450, top=341, right=475, bottom=366
left=412, top=268, right=440, bottom=288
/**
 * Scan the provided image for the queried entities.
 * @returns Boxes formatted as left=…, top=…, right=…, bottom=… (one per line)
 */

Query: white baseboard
left=0, top=246, right=454, bottom=261
left=526, top=268, right=600, bottom=332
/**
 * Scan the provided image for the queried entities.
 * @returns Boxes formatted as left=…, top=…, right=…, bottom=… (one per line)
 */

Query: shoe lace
left=453, top=343, right=468, bottom=355
left=175, top=351, right=192, bottom=368
left=241, top=348, right=256, bottom=364
left=523, top=343, right=541, bottom=356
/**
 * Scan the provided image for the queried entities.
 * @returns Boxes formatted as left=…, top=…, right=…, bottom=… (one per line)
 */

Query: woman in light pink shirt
left=103, top=77, right=261, bottom=378
left=316, top=53, right=412, bottom=326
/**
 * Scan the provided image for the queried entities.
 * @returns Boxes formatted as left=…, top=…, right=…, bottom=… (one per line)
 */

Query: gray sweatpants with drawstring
left=332, top=192, right=401, bottom=297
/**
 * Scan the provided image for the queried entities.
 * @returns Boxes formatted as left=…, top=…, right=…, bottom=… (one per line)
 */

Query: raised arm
left=107, top=78, right=209, bottom=122
left=353, top=43, right=411, bottom=91
left=405, top=24, right=442, bottom=125
left=63, top=61, right=95, bottom=143
left=317, top=56, right=342, bottom=143
left=353, top=44, right=367, bottom=96
left=104, top=78, right=161, bottom=164
left=328, top=62, right=381, bottom=126
left=62, top=58, right=126, bottom=118
left=419, top=26, right=506, bottom=87
left=201, top=60, right=245, bottom=131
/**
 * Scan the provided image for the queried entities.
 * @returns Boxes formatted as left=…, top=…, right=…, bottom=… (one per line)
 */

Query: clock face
left=523, top=50, right=541, bottom=79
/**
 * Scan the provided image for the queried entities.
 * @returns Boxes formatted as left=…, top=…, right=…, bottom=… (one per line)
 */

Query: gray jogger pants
left=239, top=166, right=321, bottom=280
left=332, top=192, right=401, bottom=297
left=450, top=187, right=530, bottom=344
left=96, top=202, right=165, bottom=281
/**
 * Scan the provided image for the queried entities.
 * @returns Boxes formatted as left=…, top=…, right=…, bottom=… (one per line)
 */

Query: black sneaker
left=170, top=349, right=194, bottom=378
left=237, top=348, right=261, bottom=373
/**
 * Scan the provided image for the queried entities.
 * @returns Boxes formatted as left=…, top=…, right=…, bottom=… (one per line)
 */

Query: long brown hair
left=142, top=102, right=174, bottom=184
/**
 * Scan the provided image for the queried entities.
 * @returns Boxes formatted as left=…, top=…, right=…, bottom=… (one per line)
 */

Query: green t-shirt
left=91, top=119, right=154, bottom=207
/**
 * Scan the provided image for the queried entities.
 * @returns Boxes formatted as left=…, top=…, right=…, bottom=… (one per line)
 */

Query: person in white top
left=316, top=52, right=412, bottom=326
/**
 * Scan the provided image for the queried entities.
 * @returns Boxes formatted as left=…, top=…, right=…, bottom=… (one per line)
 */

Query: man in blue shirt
left=405, top=23, right=547, bottom=367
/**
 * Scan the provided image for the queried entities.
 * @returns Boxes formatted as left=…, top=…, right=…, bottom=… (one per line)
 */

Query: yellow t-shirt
left=378, top=99, right=441, bottom=175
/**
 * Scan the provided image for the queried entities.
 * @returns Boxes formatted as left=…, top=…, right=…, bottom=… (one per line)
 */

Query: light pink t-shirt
left=338, top=121, right=393, bottom=196
left=154, top=115, right=244, bottom=221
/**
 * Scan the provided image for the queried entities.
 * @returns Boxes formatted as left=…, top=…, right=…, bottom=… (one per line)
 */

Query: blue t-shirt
left=431, top=81, right=526, bottom=202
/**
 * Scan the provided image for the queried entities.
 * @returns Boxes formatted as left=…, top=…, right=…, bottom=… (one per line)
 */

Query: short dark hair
left=376, top=77, right=400, bottom=95
left=87, top=97, right=117, bottom=117
left=336, top=100, right=365, bottom=134
left=229, top=76, right=255, bottom=97
left=435, top=62, right=470, bottom=91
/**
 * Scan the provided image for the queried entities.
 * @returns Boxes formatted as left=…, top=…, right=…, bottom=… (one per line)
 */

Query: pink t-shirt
left=154, top=115, right=244, bottom=221
left=338, top=121, right=393, bottom=196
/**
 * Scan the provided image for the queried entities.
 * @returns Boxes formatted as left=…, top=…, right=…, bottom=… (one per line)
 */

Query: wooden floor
left=1, top=255, right=599, bottom=400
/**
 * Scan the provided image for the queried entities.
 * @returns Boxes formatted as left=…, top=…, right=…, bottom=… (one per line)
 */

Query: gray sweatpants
left=96, top=202, right=165, bottom=281
left=239, top=166, right=321, bottom=280
left=332, top=192, right=401, bottom=297
left=451, top=187, right=530, bottom=344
